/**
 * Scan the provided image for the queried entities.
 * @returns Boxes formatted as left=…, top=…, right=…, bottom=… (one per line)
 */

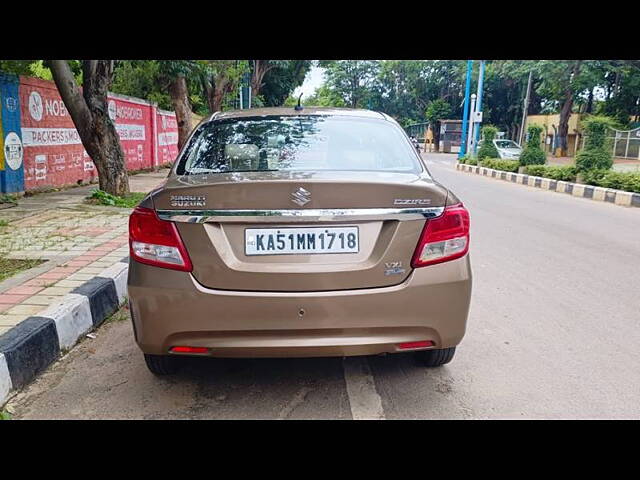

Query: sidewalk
left=0, top=171, right=167, bottom=336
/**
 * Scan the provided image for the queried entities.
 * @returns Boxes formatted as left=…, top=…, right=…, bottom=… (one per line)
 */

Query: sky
left=293, top=65, right=325, bottom=99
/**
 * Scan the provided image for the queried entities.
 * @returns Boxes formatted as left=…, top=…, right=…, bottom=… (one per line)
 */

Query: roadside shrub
left=519, top=124, right=546, bottom=166
left=583, top=170, right=640, bottom=193
left=466, top=157, right=478, bottom=166
left=477, top=125, right=499, bottom=160
left=481, top=158, right=519, bottom=173
left=525, top=165, right=577, bottom=182
left=88, top=189, right=146, bottom=208
left=575, top=116, right=614, bottom=172
left=581, top=168, right=608, bottom=186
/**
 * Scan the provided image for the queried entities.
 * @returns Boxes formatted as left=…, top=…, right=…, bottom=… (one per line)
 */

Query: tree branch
left=50, top=60, right=92, bottom=137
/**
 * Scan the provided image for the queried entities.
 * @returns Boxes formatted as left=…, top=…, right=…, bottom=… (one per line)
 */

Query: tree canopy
left=303, top=60, right=640, bottom=138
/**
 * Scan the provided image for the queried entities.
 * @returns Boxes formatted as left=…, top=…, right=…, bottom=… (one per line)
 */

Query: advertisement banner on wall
left=156, top=109, right=179, bottom=166
left=107, top=93, right=153, bottom=172
left=7, top=75, right=180, bottom=193
left=19, top=77, right=96, bottom=190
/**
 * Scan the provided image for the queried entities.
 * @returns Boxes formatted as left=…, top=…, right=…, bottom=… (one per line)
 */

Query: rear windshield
left=176, top=115, right=422, bottom=175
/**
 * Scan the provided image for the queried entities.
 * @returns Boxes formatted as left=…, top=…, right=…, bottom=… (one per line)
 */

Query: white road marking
left=342, top=356, right=385, bottom=420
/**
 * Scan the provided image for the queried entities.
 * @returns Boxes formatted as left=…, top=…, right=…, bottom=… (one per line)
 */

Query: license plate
left=245, top=227, right=359, bottom=255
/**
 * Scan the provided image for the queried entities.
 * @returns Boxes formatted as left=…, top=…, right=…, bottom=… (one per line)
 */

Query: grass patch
left=107, top=304, right=130, bottom=324
left=0, top=409, right=12, bottom=420
left=0, top=194, right=18, bottom=205
left=0, top=257, right=47, bottom=282
left=0, top=219, right=8, bottom=227
left=86, top=189, right=146, bottom=208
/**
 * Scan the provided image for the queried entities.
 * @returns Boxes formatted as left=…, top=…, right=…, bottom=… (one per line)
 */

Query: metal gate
left=609, top=127, right=640, bottom=160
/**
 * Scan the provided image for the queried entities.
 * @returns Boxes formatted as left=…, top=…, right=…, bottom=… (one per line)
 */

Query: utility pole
left=459, top=60, right=474, bottom=159
left=518, top=70, right=533, bottom=145
left=239, top=62, right=252, bottom=109
left=472, top=60, right=486, bottom=155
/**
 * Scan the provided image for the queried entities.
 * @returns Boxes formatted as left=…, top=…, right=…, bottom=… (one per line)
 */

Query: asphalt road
left=9, top=153, right=640, bottom=419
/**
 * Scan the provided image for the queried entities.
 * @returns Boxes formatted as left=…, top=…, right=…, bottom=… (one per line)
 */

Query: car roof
left=210, top=107, right=389, bottom=122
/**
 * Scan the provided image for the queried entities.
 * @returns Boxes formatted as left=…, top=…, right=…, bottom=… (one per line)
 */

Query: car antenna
left=294, top=93, right=304, bottom=111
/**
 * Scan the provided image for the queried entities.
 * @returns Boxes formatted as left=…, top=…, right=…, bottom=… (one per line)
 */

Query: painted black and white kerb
left=456, top=163, right=640, bottom=208
left=0, top=261, right=129, bottom=406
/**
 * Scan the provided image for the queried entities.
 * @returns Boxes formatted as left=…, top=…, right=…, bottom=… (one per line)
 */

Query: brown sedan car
left=128, top=107, right=472, bottom=375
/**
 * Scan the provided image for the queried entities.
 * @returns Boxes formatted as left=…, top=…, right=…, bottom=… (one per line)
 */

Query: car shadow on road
left=157, top=352, right=456, bottom=419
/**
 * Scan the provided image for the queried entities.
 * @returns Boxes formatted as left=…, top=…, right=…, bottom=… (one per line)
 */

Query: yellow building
left=525, top=113, right=583, bottom=157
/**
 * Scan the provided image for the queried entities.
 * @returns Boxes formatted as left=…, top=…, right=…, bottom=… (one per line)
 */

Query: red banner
left=155, top=109, right=179, bottom=167
left=18, top=76, right=175, bottom=191
left=20, top=77, right=97, bottom=190
left=107, top=93, right=154, bottom=172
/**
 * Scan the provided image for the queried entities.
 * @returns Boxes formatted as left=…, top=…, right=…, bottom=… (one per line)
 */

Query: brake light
left=397, top=340, right=435, bottom=350
left=129, top=206, right=193, bottom=271
left=411, top=203, right=470, bottom=268
left=170, top=346, right=208, bottom=354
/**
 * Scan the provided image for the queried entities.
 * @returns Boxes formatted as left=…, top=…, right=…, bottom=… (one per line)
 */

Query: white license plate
left=245, top=227, right=359, bottom=255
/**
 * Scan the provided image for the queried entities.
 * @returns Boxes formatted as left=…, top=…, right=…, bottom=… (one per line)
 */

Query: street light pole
left=472, top=60, right=486, bottom=155
left=467, top=94, right=477, bottom=155
left=459, top=60, right=474, bottom=159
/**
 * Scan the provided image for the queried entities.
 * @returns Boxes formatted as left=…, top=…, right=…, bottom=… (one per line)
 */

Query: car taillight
left=411, top=203, right=470, bottom=268
left=129, top=206, right=192, bottom=272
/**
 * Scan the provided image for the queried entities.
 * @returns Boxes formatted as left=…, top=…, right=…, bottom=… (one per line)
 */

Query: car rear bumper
left=127, top=255, right=472, bottom=357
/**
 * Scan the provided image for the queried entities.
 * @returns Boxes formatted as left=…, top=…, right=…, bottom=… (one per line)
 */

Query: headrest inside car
left=225, top=144, right=259, bottom=170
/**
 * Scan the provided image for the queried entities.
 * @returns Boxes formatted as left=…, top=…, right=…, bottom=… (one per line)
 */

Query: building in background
left=439, top=120, right=463, bottom=153
left=525, top=113, right=583, bottom=157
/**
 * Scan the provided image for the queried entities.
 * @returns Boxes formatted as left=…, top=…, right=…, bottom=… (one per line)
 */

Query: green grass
left=0, top=257, right=47, bottom=282
left=86, top=189, right=146, bottom=208
left=0, top=219, right=8, bottom=227
left=0, top=410, right=11, bottom=420
left=0, top=194, right=18, bottom=205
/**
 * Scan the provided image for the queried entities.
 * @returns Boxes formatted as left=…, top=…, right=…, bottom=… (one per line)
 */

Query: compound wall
left=0, top=74, right=180, bottom=194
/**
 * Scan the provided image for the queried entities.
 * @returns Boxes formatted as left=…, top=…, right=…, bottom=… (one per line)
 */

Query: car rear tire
left=144, top=354, right=180, bottom=375
left=415, top=347, right=456, bottom=367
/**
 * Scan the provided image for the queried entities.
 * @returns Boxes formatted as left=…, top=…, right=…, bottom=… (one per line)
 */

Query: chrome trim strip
left=157, top=207, right=444, bottom=223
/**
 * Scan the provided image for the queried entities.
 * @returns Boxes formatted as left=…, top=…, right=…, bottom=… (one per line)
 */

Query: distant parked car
left=493, top=139, right=522, bottom=160
left=477, top=139, right=523, bottom=160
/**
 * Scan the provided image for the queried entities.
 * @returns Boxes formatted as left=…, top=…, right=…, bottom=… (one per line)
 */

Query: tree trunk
left=168, top=75, right=192, bottom=150
left=557, top=61, right=582, bottom=157
left=50, top=60, right=129, bottom=196
left=251, top=60, right=270, bottom=100
left=204, top=74, right=232, bottom=113
left=586, top=88, right=594, bottom=114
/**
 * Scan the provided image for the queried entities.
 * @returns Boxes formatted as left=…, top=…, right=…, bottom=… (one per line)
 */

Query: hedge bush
left=525, top=165, right=577, bottom=182
left=582, top=169, right=640, bottom=193
left=575, top=116, right=614, bottom=172
left=519, top=124, right=546, bottom=166
left=477, top=125, right=500, bottom=160
left=481, top=158, right=519, bottom=173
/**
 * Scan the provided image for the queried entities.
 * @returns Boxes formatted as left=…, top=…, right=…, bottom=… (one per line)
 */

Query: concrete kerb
left=0, top=258, right=129, bottom=407
left=455, top=163, right=640, bottom=208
